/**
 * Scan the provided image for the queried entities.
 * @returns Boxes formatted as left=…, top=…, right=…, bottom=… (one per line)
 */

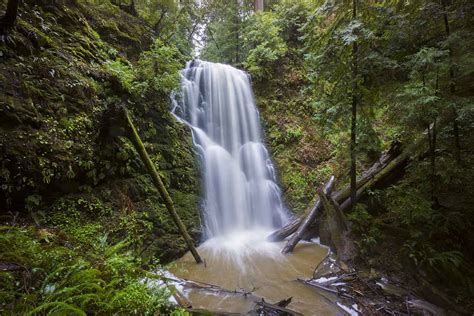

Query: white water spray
left=172, top=60, right=289, bottom=246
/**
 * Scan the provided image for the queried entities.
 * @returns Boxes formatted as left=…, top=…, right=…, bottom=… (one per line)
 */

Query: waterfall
left=172, top=60, right=289, bottom=242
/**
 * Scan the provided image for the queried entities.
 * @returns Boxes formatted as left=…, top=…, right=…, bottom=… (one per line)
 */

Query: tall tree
left=350, top=0, right=358, bottom=211
left=255, top=0, right=264, bottom=12
left=441, top=0, right=461, bottom=162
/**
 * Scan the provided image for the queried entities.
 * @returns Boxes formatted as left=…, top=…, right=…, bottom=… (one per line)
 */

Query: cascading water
left=170, top=60, right=339, bottom=314
left=172, top=60, right=289, bottom=242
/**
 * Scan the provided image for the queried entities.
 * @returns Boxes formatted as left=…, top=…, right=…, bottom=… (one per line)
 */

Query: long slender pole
left=123, top=109, right=203, bottom=264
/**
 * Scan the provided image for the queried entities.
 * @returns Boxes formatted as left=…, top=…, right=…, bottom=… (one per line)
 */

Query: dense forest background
left=1, top=0, right=473, bottom=314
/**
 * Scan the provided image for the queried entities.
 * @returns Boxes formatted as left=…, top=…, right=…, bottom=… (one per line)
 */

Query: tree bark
left=254, top=0, right=264, bottom=12
left=281, top=176, right=335, bottom=254
left=254, top=299, right=302, bottom=316
left=123, top=109, right=203, bottom=264
left=431, top=119, right=437, bottom=201
left=0, top=0, right=20, bottom=33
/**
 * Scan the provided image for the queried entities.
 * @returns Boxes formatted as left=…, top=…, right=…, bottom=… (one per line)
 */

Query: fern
left=28, top=302, right=86, bottom=316
left=1, top=227, right=174, bottom=315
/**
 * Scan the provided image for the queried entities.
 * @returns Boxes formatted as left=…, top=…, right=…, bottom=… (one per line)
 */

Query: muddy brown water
left=170, top=239, right=344, bottom=315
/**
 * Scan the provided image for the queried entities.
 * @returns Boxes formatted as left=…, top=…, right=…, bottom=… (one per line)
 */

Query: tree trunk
left=123, top=109, right=203, bottom=264
left=319, top=192, right=355, bottom=263
left=431, top=119, right=437, bottom=202
left=281, top=177, right=335, bottom=254
left=234, top=0, right=240, bottom=64
left=441, top=0, right=461, bottom=163
left=254, top=0, right=264, bottom=12
left=0, top=0, right=20, bottom=33
left=254, top=299, right=302, bottom=316
left=350, top=0, right=358, bottom=212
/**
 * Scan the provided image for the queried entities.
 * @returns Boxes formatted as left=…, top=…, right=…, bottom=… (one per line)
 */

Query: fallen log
left=168, top=283, right=192, bottom=309
left=320, top=191, right=355, bottom=263
left=165, top=276, right=257, bottom=299
left=332, top=148, right=398, bottom=203
left=268, top=147, right=409, bottom=243
left=281, top=176, right=334, bottom=254
left=297, top=278, right=354, bottom=299
left=337, top=150, right=409, bottom=212
left=267, top=217, right=301, bottom=242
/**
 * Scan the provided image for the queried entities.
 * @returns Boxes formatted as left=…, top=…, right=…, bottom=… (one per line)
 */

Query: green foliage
left=200, top=0, right=252, bottom=64
left=243, top=12, right=287, bottom=79
left=136, top=39, right=182, bottom=95
left=202, top=0, right=474, bottom=305
left=0, top=227, right=173, bottom=315
left=104, top=59, right=141, bottom=93
left=348, top=204, right=381, bottom=256
left=379, top=169, right=473, bottom=291
left=284, top=124, right=303, bottom=143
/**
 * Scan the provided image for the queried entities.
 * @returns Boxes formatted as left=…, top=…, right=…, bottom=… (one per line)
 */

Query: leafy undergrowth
left=348, top=150, right=474, bottom=310
left=0, top=226, right=189, bottom=315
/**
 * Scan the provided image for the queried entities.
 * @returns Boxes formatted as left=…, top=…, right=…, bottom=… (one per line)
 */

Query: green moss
left=0, top=0, right=199, bottom=264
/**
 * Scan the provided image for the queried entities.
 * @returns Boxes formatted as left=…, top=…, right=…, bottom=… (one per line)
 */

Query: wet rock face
left=0, top=1, right=200, bottom=263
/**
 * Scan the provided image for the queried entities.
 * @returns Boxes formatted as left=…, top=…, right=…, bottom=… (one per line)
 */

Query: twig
left=313, top=253, right=329, bottom=275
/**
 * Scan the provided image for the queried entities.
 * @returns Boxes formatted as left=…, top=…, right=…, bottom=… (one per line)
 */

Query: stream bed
left=170, top=232, right=346, bottom=315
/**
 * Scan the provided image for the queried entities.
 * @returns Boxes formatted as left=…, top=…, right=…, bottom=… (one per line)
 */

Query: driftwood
left=168, top=283, right=192, bottom=309
left=281, top=176, right=335, bottom=254
left=268, top=147, right=409, bottom=244
left=297, top=278, right=354, bottom=299
left=165, top=276, right=302, bottom=315
left=165, top=276, right=257, bottom=299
